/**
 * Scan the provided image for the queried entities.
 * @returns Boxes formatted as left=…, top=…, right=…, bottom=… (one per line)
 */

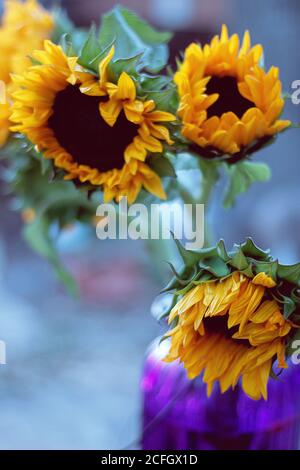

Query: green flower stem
left=178, top=177, right=215, bottom=248
left=145, top=162, right=219, bottom=280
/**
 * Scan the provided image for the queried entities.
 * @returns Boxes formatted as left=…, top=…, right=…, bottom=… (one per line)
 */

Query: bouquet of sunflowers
left=0, top=0, right=299, bottom=402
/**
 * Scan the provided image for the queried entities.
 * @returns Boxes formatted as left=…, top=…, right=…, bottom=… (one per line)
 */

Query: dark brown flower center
left=204, top=316, right=233, bottom=338
left=206, top=76, right=255, bottom=119
left=204, top=316, right=250, bottom=347
left=48, top=85, right=139, bottom=173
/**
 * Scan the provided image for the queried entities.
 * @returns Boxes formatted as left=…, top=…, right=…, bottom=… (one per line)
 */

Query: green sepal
left=77, top=24, right=115, bottom=74
left=216, top=239, right=230, bottom=262
left=109, top=52, right=144, bottom=80
left=51, top=6, right=75, bottom=44
left=165, top=238, right=300, bottom=324
left=191, top=273, right=215, bottom=286
left=281, top=296, right=297, bottom=319
left=240, top=237, right=271, bottom=260
left=78, top=24, right=102, bottom=72
left=60, top=33, right=77, bottom=56
left=277, top=263, right=300, bottom=285
left=172, top=235, right=201, bottom=267
left=291, top=288, right=300, bottom=303
left=163, top=262, right=192, bottom=286
left=229, top=246, right=249, bottom=271
left=240, top=264, right=255, bottom=278
left=254, top=260, right=278, bottom=281
left=145, top=85, right=178, bottom=112
left=140, top=74, right=172, bottom=93
left=199, top=257, right=230, bottom=278
left=160, top=264, right=196, bottom=293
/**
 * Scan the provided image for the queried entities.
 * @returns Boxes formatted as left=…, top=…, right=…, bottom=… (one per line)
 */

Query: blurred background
left=0, top=0, right=299, bottom=450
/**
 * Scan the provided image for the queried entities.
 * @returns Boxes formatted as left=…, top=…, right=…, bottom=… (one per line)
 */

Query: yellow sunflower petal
left=123, top=100, right=144, bottom=124
left=139, top=163, right=166, bottom=200
left=252, top=272, right=276, bottom=288
left=175, top=26, right=287, bottom=156
left=242, top=360, right=271, bottom=400
left=116, top=72, right=136, bottom=101
left=146, top=110, right=176, bottom=122
left=99, top=45, right=115, bottom=88
left=99, top=98, right=123, bottom=127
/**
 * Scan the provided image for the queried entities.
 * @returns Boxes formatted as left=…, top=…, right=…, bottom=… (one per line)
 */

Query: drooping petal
left=116, top=72, right=136, bottom=101
left=99, top=98, right=122, bottom=127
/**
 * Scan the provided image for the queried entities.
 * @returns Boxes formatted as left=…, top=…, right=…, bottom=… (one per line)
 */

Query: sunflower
left=174, top=25, right=291, bottom=158
left=165, top=271, right=291, bottom=400
left=0, top=89, right=11, bottom=147
left=10, top=41, right=175, bottom=204
left=1, top=0, right=54, bottom=76
left=0, top=0, right=54, bottom=147
left=163, top=239, right=300, bottom=400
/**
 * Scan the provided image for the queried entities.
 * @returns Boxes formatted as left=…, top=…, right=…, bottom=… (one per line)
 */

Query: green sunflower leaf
left=223, top=160, right=271, bottom=208
left=23, top=216, right=78, bottom=297
left=2, top=136, right=99, bottom=294
left=98, top=5, right=172, bottom=73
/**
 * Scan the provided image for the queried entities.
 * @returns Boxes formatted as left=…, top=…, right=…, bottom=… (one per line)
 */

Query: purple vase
left=141, top=339, right=300, bottom=450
